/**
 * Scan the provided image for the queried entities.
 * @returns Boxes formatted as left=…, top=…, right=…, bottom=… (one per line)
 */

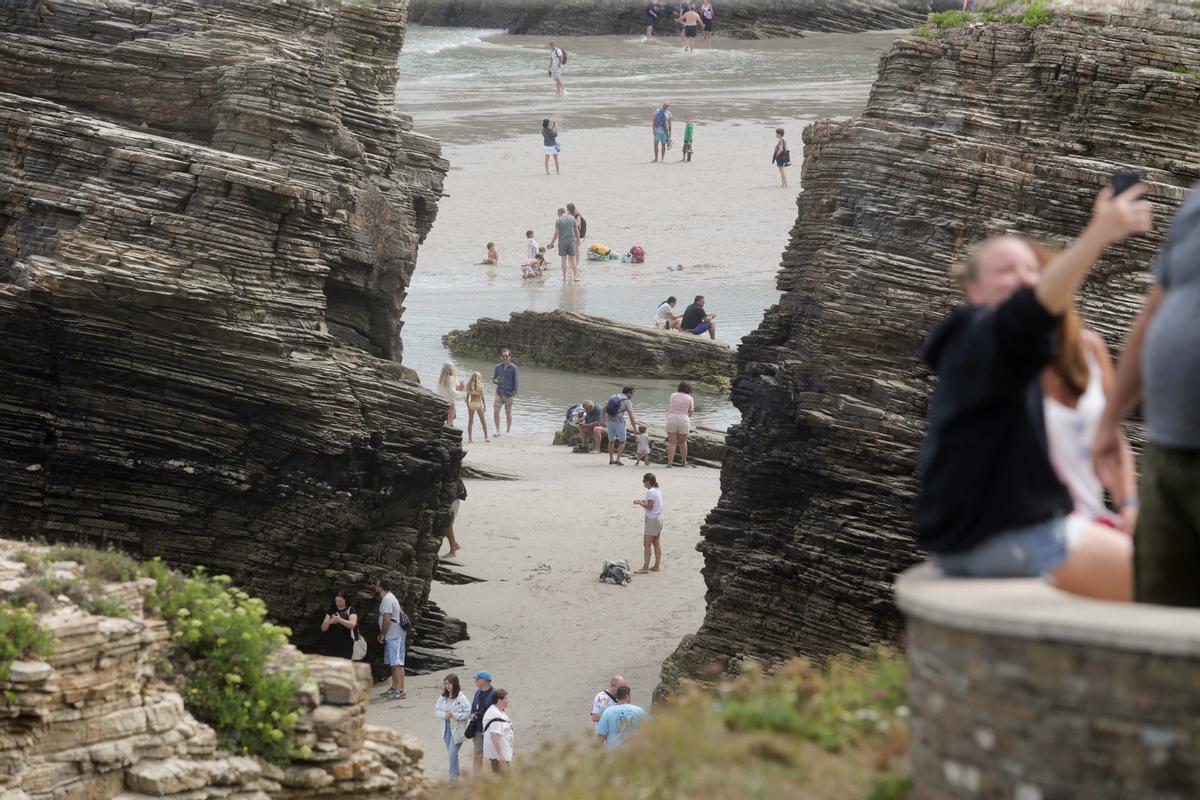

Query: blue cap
left=473, top=670, right=493, bottom=682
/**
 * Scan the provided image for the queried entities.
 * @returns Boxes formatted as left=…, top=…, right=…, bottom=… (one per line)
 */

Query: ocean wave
left=405, top=28, right=507, bottom=56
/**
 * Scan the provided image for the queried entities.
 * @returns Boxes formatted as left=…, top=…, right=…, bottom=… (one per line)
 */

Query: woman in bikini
left=464, top=371, right=490, bottom=444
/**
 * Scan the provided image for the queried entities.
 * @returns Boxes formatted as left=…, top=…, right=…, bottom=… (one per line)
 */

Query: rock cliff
left=443, top=310, right=737, bottom=389
left=0, top=0, right=459, bottom=657
left=659, top=6, right=1200, bottom=694
left=0, top=541, right=426, bottom=800
left=407, top=0, right=946, bottom=39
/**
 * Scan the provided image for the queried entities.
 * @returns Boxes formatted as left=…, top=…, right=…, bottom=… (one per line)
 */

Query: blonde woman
left=437, top=362, right=466, bottom=426
left=464, top=371, right=490, bottom=444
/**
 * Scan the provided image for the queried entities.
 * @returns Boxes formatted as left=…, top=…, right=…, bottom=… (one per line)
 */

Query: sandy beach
left=366, top=432, right=720, bottom=780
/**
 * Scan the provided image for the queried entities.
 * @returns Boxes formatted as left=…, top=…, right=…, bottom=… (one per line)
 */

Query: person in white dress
left=437, top=362, right=465, bottom=426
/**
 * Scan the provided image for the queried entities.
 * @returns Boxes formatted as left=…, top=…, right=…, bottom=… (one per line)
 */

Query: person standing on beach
left=441, top=479, right=467, bottom=558
left=548, top=206, right=580, bottom=282
left=437, top=362, right=465, bottom=427
left=772, top=128, right=791, bottom=188
left=652, top=101, right=673, bottom=163
left=591, top=675, right=627, bottom=730
left=633, top=472, right=663, bottom=572
left=375, top=580, right=407, bottom=700
left=434, top=674, right=471, bottom=780
left=542, top=118, right=560, bottom=175
left=492, top=349, right=518, bottom=436
left=665, top=381, right=694, bottom=467
left=597, top=686, right=648, bottom=750
left=466, top=671, right=496, bottom=774
left=464, top=371, right=489, bottom=444
left=567, top=202, right=585, bottom=276
left=701, top=1, right=716, bottom=43
left=680, top=6, right=702, bottom=52
left=681, top=117, right=695, bottom=162
left=482, top=689, right=514, bottom=773
left=643, top=2, right=658, bottom=38
left=605, top=387, right=639, bottom=465
left=549, top=42, right=566, bottom=95
left=320, top=590, right=358, bottom=660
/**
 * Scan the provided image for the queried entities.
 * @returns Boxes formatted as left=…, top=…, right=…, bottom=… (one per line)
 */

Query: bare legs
left=638, top=535, right=661, bottom=572
left=653, top=140, right=664, bottom=162
left=1050, top=520, right=1133, bottom=602
left=608, top=437, right=626, bottom=465
left=778, top=166, right=788, bottom=189
left=467, top=409, right=489, bottom=443
left=679, top=434, right=688, bottom=464
left=544, top=154, right=559, bottom=175
left=666, top=431, right=678, bottom=466
left=706, top=323, right=717, bottom=340
left=446, top=404, right=456, bottom=427
left=493, top=400, right=512, bottom=435
left=442, top=521, right=460, bottom=558
left=390, top=663, right=405, bottom=693
left=561, top=257, right=570, bottom=283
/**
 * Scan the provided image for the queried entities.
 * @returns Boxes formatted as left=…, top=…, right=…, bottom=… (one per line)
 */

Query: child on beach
left=479, top=243, right=499, bottom=265
left=632, top=473, right=663, bottom=573
left=681, top=117, right=695, bottom=162
left=521, top=248, right=547, bottom=279
left=464, top=371, right=490, bottom=444
left=526, top=229, right=539, bottom=260
left=635, top=425, right=651, bottom=465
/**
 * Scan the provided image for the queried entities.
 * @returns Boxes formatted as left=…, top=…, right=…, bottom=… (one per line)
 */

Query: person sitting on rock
left=680, top=295, right=717, bottom=339
left=914, top=185, right=1151, bottom=598
left=577, top=400, right=605, bottom=453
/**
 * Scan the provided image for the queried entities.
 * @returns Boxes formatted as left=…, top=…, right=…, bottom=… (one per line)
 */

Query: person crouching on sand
left=633, top=472, right=663, bottom=573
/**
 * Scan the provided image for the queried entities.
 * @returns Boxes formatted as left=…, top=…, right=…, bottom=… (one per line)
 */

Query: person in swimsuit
left=464, top=371, right=490, bottom=444
left=681, top=7, right=702, bottom=52
left=700, top=2, right=715, bottom=43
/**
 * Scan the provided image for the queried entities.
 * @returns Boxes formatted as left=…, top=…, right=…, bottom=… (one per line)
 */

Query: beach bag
left=604, top=393, right=626, bottom=416
left=654, top=107, right=668, bottom=130
left=629, top=245, right=645, bottom=264
left=588, top=243, right=611, bottom=256
left=351, top=629, right=367, bottom=661
left=566, top=403, right=586, bottom=424
left=600, top=559, right=632, bottom=586
left=577, top=215, right=587, bottom=238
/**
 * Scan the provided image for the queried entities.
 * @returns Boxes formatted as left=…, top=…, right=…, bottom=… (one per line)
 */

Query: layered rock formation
left=443, top=310, right=737, bottom=389
left=660, top=6, right=1200, bottom=693
left=554, top=419, right=726, bottom=468
left=407, top=0, right=949, bottom=38
left=0, top=0, right=459, bottom=656
left=0, top=541, right=426, bottom=800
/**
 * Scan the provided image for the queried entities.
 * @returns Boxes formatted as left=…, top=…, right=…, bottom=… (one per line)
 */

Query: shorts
left=644, top=517, right=663, bottom=537
left=383, top=634, right=406, bottom=667
left=543, top=145, right=559, bottom=155
left=1135, top=443, right=1200, bottom=606
left=685, top=25, right=698, bottom=37
left=644, top=15, right=655, bottom=26
left=703, top=18, right=714, bottom=31
left=550, top=67, right=562, bottom=81
left=654, top=128, right=669, bottom=145
left=691, top=322, right=712, bottom=335
left=933, top=517, right=1067, bottom=578
left=558, top=239, right=577, bottom=257
left=683, top=141, right=693, bottom=153
left=665, top=416, right=690, bottom=435
left=606, top=417, right=627, bottom=443
left=495, top=393, right=514, bottom=409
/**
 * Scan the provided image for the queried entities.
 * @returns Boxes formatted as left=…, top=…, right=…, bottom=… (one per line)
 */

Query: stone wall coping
left=895, top=564, right=1200, bottom=658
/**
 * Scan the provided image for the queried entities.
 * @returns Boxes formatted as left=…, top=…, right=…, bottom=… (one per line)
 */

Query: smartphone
left=1110, top=169, right=1145, bottom=196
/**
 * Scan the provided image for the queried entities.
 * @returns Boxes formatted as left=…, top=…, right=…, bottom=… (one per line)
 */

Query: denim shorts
left=383, top=634, right=406, bottom=666
left=606, top=418, right=627, bottom=443
left=934, top=517, right=1067, bottom=578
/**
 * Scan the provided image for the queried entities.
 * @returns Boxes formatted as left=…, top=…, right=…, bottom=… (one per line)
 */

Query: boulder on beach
left=442, top=310, right=738, bottom=390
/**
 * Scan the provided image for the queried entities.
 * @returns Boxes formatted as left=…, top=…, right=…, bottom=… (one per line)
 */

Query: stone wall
left=443, top=310, right=737, bottom=390
left=406, top=0, right=947, bottom=38
left=896, top=565, right=1200, bottom=799
left=659, top=6, right=1200, bottom=694
left=0, top=543, right=426, bottom=800
left=0, top=0, right=460, bottom=655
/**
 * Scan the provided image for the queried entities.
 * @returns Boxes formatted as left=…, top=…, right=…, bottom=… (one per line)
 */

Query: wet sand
left=365, top=433, right=720, bottom=780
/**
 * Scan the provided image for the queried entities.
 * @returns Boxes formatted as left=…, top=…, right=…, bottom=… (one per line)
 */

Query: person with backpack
left=548, top=207, right=580, bottom=282
left=482, top=689, right=514, bottom=773
left=772, top=127, right=790, bottom=188
left=652, top=101, right=673, bottom=163
left=591, top=675, right=627, bottom=730
left=465, top=670, right=496, bottom=773
left=605, top=387, right=639, bottom=465
left=548, top=41, right=566, bottom=95
left=374, top=579, right=409, bottom=700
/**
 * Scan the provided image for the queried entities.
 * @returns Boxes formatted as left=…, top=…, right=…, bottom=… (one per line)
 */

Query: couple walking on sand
left=918, top=175, right=1200, bottom=609
left=548, top=203, right=586, bottom=282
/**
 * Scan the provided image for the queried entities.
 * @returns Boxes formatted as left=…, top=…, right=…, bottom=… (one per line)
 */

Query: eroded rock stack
left=407, top=0, right=942, bottom=38
left=0, top=542, right=426, bottom=800
left=0, top=0, right=458, bottom=654
left=443, top=310, right=737, bottom=389
left=660, top=6, right=1200, bottom=693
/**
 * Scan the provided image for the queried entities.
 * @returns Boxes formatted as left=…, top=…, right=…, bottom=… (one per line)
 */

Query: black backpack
left=577, top=215, right=587, bottom=239
left=559, top=48, right=568, bottom=65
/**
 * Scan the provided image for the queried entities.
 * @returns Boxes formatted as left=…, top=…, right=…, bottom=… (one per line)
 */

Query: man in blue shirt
left=492, top=349, right=519, bottom=435
left=596, top=686, right=648, bottom=750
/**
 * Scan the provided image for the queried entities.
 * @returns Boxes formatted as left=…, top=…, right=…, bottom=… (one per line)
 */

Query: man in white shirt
left=374, top=579, right=407, bottom=700
left=482, top=689, right=514, bottom=772
left=590, top=675, right=627, bottom=732
left=548, top=42, right=565, bottom=95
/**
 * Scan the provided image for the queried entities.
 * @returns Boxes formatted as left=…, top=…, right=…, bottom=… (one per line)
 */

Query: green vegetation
left=0, top=602, right=55, bottom=702
left=439, top=650, right=910, bottom=800
left=915, top=0, right=1054, bottom=37
left=4, top=545, right=307, bottom=764
left=1168, top=65, right=1200, bottom=78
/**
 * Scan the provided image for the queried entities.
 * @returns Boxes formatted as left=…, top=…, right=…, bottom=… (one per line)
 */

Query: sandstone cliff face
left=407, top=0, right=943, bottom=39
left=0, top=542, right=426, bottom=800
left=659, top=7, right=1200, bottom=693
left=0, top=0, right=458, bottom=655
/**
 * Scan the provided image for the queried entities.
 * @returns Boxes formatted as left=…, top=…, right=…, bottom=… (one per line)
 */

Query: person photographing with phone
left=914, top=181, right=1152, bottom=596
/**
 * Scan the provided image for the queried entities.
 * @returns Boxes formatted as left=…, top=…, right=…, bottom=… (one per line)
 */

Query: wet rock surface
left=407, top=0, right=944, bottom=39
left=443, top=310, right=737, bottom=390
left=659, top=6, right=1200, bottom=694
left=0, top=0, right=462, bottom=657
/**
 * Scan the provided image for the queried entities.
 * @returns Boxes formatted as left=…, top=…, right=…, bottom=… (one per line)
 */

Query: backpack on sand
left=628, top=245, right=646, bottom=264
left=600, top=559, right=632, bottom=586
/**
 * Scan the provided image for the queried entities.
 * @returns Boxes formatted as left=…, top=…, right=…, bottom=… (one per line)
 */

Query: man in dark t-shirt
left=680, top=295, right=716, bottom=339
left=915, top=186, right=1151, bottom=583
